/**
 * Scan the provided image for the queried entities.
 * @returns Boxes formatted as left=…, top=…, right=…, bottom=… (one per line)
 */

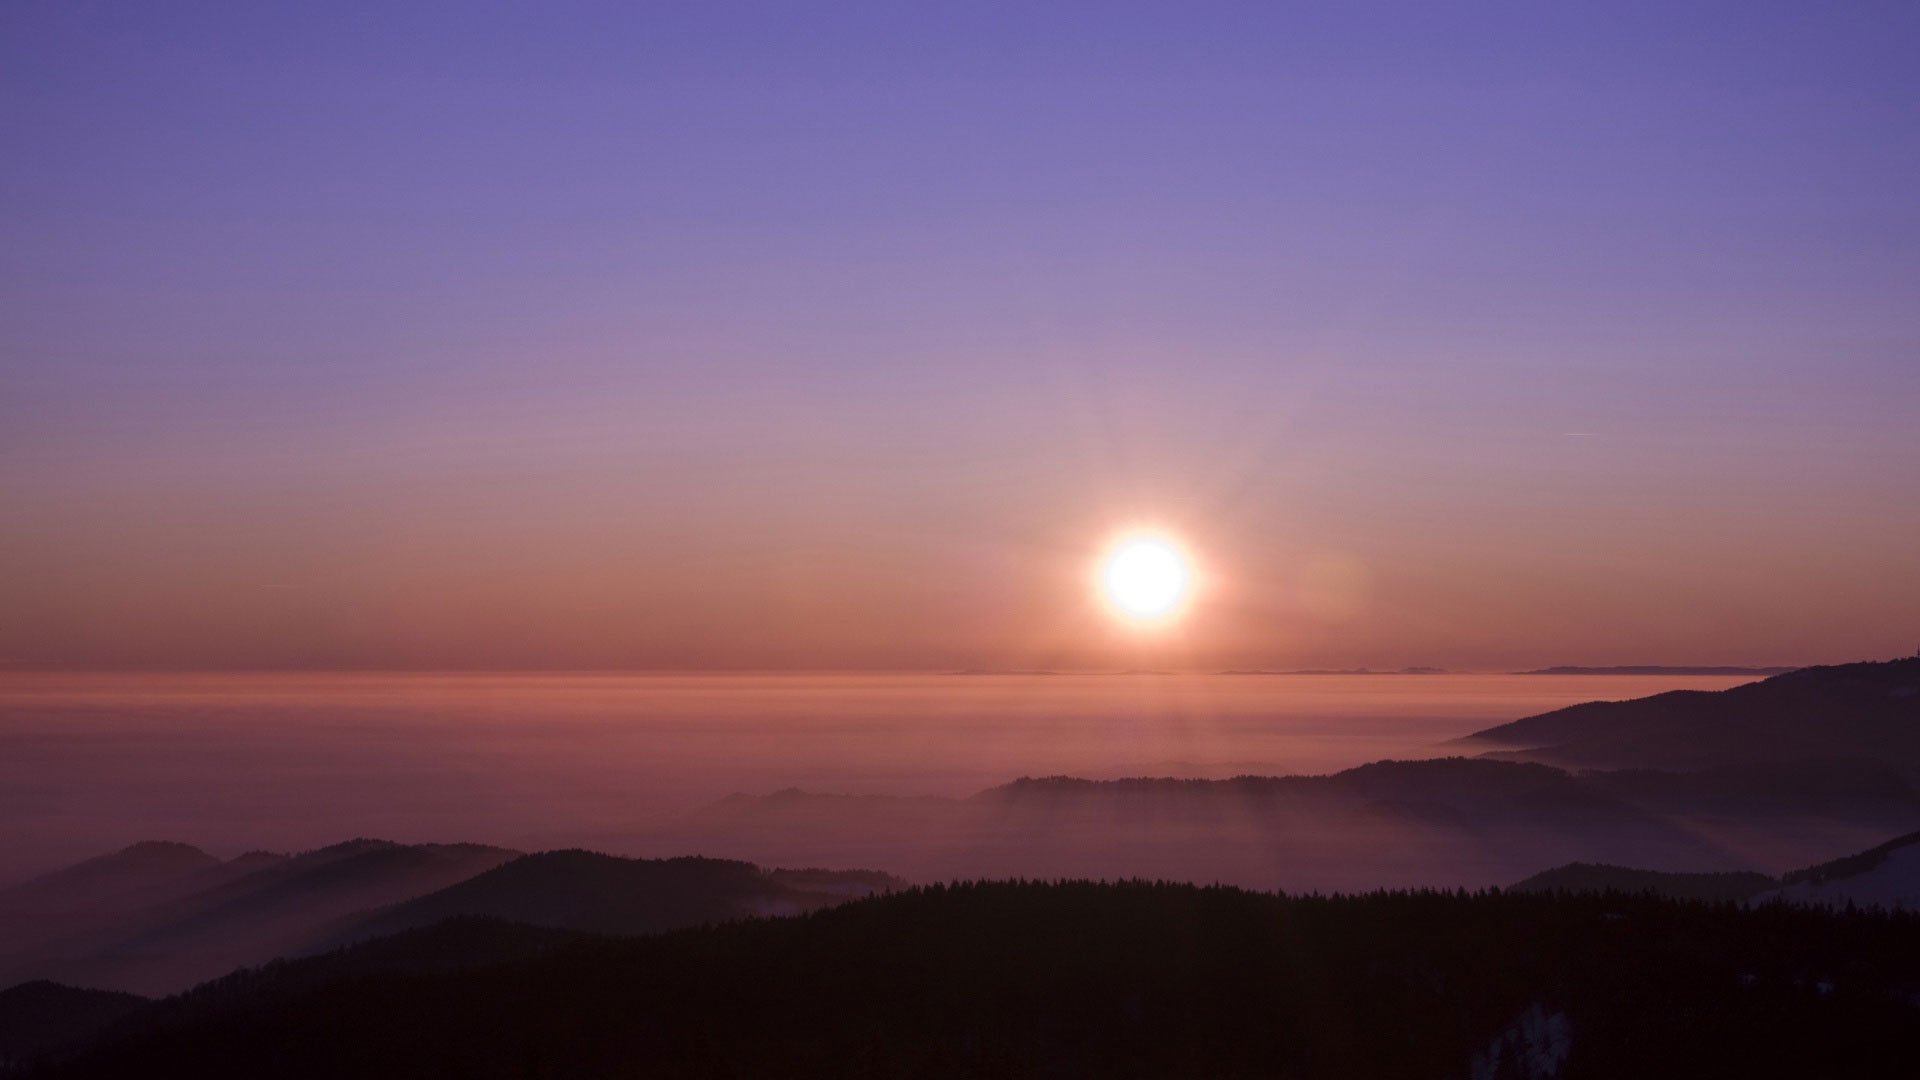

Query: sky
left=2, top=1, right=1917, bottom=670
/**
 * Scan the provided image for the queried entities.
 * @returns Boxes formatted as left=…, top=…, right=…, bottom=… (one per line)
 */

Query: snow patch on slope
left=1763, top=841, right=1920, bottom=909
left=1470, top=1002, right=1570, bottom=1080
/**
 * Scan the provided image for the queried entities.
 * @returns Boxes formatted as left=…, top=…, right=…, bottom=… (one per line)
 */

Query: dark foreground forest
left=29, top=880, right=1920, bottom=1080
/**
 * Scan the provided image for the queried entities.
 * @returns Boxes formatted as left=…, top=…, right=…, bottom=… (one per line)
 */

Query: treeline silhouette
left=35, top=880, right=1920, bottom=1079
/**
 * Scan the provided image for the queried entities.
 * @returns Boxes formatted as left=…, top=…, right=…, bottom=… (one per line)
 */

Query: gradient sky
left=3, top=1, right=1917, bottom=670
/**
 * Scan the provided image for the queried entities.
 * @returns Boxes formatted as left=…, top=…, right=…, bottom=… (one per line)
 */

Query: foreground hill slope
left=0, top=982, right=145, bottom=1068
left=1462, top=657, right=1920, bottom=770
left=41, top=882, right=1920, bottom=1080
left=1509, top=862, right=1778, bottom=902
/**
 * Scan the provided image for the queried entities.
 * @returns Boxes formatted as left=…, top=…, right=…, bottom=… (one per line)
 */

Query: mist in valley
left=1, top=670, right=1765, bottom=883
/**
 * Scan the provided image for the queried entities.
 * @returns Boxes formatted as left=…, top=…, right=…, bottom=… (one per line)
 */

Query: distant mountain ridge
left=662, top=754, right=1920, bottom=891
left=1518, top=665, right=1799, bottom=676
left=1461, top=657, right=1920, bottom=771
left=0, top=842, right=253, bottom=922
left=658, top=655, right=1920, bottom=886
left=1219, top=666, right=1450, bottom=675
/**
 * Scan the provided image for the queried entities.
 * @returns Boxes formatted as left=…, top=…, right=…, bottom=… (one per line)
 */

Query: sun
left=1098, top=534, right=1193, bottom=622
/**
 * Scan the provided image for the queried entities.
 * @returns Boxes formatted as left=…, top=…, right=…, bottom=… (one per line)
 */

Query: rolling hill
left=329, top=850, right=904, bottom=946
left=1511, top=828, right=1920, bottom=909
left=1507, top=863, right=1778, bottom=902
left=0, top=840, right=520, bottom=995
left=0, top=844, right=903, bottom=1000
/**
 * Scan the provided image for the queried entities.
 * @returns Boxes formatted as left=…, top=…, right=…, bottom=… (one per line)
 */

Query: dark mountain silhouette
left=1461, top=657, right=1920, bottom=770
left=329, top=850, right=904, bottom=947
left=0, top=981, right=145, bottom=1068
left=36, top=881, right=1920, bottom=1080
left=972, top=760, right=1691, bottom=839
left=0, top=840, right=520, bottom=995
left=1579, top=758, right=1920, bottom=820
left=1509, top=862, right=1778, bottom=902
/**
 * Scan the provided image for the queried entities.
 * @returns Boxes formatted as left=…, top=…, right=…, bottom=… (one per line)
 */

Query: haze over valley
left=0, top=669, right=1763, bottom=881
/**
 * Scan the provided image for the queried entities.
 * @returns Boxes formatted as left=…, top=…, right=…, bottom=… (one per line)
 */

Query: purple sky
left=3, top=2, right=1917, bottom=669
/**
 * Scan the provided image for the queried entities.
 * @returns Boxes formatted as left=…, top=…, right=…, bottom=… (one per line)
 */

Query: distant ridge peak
left=1517, top=665, right=1799, bottom=676
left=113, top=841, right=216, bottom=861
left=308, top=838, right=401, bottom=854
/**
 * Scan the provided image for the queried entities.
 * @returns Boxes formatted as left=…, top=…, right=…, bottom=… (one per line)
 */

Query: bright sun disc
left=1101, top=537, right=1191, bottom=620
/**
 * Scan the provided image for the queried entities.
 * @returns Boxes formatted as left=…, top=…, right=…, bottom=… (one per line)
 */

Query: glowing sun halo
left=1100, top=536, right=1192, bottom=621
